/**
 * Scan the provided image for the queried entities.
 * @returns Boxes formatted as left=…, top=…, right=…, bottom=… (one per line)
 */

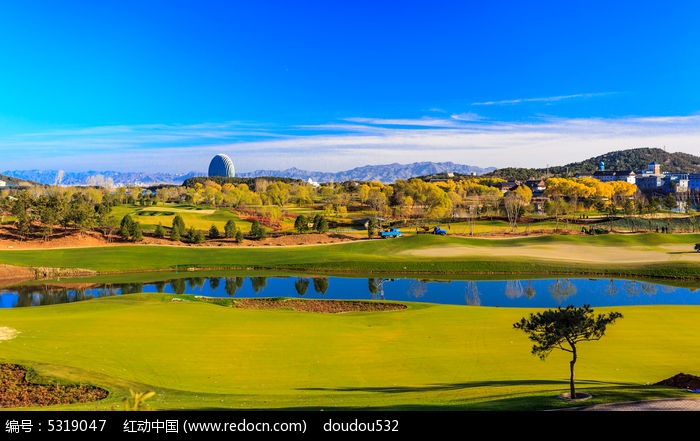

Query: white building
left=0, top=180, right=6, bottom=187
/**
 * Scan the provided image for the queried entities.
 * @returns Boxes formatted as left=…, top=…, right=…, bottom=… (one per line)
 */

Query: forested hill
left=484, top=148, right=700, bottom=181
left=0, top=173, right=33, bottom=186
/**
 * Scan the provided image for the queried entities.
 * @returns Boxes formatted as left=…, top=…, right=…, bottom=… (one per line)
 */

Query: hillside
left=0, top=173, right=34, bottom=187
left=485, top=147, right=700, bottom=180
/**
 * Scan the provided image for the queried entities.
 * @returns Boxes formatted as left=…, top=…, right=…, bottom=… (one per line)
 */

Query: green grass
left=109, top=204, right=252, bottom=232
left=1, top=233, right=699, bottom=279
left=0, top=294, right=696, bottom=410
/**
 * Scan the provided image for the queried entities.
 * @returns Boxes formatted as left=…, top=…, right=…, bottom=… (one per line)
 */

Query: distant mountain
left=484, top=147, right=700, bottom=181
left=1, top=170, right=202, bottom=186
left=4, top=162, right=493, bottom=186
left=238, top=162, right=496, bottom=183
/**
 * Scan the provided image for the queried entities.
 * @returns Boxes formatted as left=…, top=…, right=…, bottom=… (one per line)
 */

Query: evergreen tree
left=172, top=214, right=186, bottom=237
left=224, top=219, right=237, bottom=238
left=316, top=215, right=329, bottom=233
left=294, top=214, right=308, bottom=233
left=186, top=227, right=197, bottom=243
left=119, top=215, right=135, bottom=240
left=249, top=220, right=266, bottom=239
left=154, top=222, right=165, bottom=239
left=209, top=224, right=220, bottom=239
left=132, top=222, right=143, bottom=242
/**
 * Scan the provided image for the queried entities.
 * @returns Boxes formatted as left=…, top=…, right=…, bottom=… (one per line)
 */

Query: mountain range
left=1, top=162, right=495, bottom=186
left=2, top=148, right=698, bottom=187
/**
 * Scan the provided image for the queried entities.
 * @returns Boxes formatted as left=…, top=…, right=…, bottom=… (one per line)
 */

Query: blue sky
left=1, top=1, right=699, bottom=173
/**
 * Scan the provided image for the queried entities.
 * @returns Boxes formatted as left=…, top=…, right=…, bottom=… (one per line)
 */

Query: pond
left=1, top=274, right=699, bottom=308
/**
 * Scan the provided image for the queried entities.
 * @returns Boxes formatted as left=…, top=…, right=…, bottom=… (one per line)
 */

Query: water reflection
left=313, top=277, right=329, bottom=295
left=1, top=275, right=698, bottom=309
left=464, top=281, right=480, bottom=306
left=605, top=279, right=619, bottom=297
left=250, top=277, right=267, bottom=294
left=3, top=284, right=118, bottom=308
left=407, top=280, right=427, bottom=299
left=548, top=279, right=577, bottom=304
left=294, top=278, right=310, bottom=296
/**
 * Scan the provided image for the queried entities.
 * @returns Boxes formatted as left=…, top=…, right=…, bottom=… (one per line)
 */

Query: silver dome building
left=208, top=154, right=236, bottom=178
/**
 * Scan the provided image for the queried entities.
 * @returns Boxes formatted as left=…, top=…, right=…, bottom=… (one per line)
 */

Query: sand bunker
left=0, top=327, right=20, bottom=341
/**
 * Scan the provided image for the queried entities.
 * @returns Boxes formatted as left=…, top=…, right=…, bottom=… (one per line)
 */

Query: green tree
left=662, top=194, right=678, bottom=211
left=37, top=194, right=66, bottom=240
left=513, top=305, right=622, bottom=399
left=172, top=215, right=186, bottom=237
left=170, top=227, right=181, bottom=242
left=234, top=229, right=244, bottom=243
left=11, top=191, right=34, bottom=240
left=98, top=215, right=120, bottom=242
left=119, top=215, right=135, bottom=240
left=132, top=222, right=143, bottom=242
left=194, top=230, right=206, bottom=244
left=294, top=214, right=309, bottom=233
left=67, top=193, right=97, bottom=234
left=313, top=214, right=328, bottom=233
left=209, top=224, right=220, bottom=239
left=224, top=219, right=237, bottom=238
left=154, top=222, right=165, bottom=239
left=367, top=217, right=378, bottom=238
left=249, top=220, right=266, bottom=240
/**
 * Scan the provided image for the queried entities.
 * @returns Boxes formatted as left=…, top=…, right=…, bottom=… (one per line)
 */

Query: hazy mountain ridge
left=237, top=162, right=496, bottom=183
left=0, top=170, right=202, bottom=186
left=2, top=162, right=495, bottom=186
left=3, top=149, right=698, bottom=186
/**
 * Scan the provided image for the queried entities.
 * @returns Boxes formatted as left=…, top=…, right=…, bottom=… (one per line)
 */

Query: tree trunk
left=569, top=346, right=577, bottom=398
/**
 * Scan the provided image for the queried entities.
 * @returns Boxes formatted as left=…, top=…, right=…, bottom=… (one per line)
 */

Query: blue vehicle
left=433, top=226, right=447, bottom=235
left=379, top=228, right=402, bottom=239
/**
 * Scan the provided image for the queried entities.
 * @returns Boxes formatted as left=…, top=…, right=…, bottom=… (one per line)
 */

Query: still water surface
left=1, top=275, right=699, bottom=308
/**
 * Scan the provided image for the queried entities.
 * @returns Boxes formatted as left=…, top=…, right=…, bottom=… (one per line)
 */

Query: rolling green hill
left=483, top=147, right=700, bottom=180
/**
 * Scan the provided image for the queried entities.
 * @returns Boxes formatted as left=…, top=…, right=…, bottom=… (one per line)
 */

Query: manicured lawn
left=1, top=233, right=699, bottom=279
left=110, top=204, right=253, bottom=232
left=0, top=294, right=696, bottom=410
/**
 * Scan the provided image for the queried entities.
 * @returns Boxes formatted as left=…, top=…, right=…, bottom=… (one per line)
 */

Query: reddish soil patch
left=228, top=298, right=407, bottom=313
left=0, top=363, right=108, bottom=408
left=0, top=265, right=35, bottom=288
left=655, top=373, right=700, bottom=390
left=0, top=226, right=359, bottom=250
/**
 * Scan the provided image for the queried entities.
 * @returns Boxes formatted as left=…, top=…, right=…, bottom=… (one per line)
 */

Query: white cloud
left=0, top=114, right=699, bottom=173
left=472, top=92, right=616, bottom=106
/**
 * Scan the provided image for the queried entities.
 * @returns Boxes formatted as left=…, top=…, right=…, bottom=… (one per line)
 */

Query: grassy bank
left=1, top=233, right=699, bottom=279
left=0, top=294, right=696, bottom=410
